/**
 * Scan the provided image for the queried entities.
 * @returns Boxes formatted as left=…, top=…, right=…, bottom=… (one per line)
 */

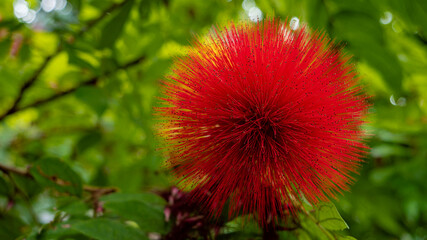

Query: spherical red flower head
left=157, top=19, right=368, bottom=226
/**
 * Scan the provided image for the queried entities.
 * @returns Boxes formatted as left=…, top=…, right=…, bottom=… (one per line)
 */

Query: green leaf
left=18, top=43, right=31, bottom=63
left=42, top=227, right=90, bottom=240
left=305, top=0, right=328, bottom=30
left=221, top=215, right=261, bottom=238
left=101, top=192, right=167, bottom=206
left=66, top=49, right=98, bottom=73
left=331, top=12, right=383, bottom=50
left=138, top=0, right=152, bottom=19
left=0, top=175, right=11, bottom=196
left=90, top=165, right=110, bottom=186
left=0, top=215, right=25, bottom=240
left=57, top=198, right=90, bottom=217
left=30, top=157, right=83, bottom=197
left=10, top=173, right=42, bottom=198
left=101, top=193, right=167, bottom=233
left=104, top=200, right=166, bottom=233
left=0, top=19, right=23, bottom=31
left=75, top=86, right=109, bottom=116
left=0, top=38, right=11, bottom=60
left=328, top=0, right=379, bottom=17
left=316, top=202, right=349, bottom=231
left=295, top=229, right=311, bottom=240
left=298, top=201, right=351, bottom=239
left=354, top=45, right=403, bottom=94
left=71, top=218, right=147, bottom=240
left=144, top=59, right=172, bottom=82
left=300, top=218, right=329, bottom=240
left=278, top=231, right=299, bottom=240
left=339, top=236, right=357, bottom=240
left=331, top=12, right=403, bottom=94
left=387, top=0, right=427, bottom=39
left=99, top=0, right=135, bottom=49
left=75, top=130, right=102, bottom=154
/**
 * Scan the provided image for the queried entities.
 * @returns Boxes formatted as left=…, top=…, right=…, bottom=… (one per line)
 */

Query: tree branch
left=0, top=56, right=145, bottom=121
left=0, top=162, right=117, bottom=197
left=0, top=51, right=58, bottom=121
left=0, top=162, right=31, bottom=177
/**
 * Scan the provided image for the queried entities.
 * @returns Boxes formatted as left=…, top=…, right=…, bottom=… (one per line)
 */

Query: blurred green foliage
left=0, top=0, right=426, bottom=239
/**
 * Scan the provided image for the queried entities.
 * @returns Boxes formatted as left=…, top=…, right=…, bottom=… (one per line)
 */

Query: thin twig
left=83, top=185, right=117, bottom=195
left=0, top=162, right=117, bottom=196
left=0, top=162, right=31, bottom=177
left=84, top=185, right=118, bottom=217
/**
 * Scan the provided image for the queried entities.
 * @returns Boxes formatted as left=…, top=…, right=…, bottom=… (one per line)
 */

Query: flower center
left=232, top=108, right=280, bottom=154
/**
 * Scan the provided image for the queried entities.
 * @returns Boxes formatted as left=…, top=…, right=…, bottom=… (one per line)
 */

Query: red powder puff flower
left=156, top=19, right=369, bottom=226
